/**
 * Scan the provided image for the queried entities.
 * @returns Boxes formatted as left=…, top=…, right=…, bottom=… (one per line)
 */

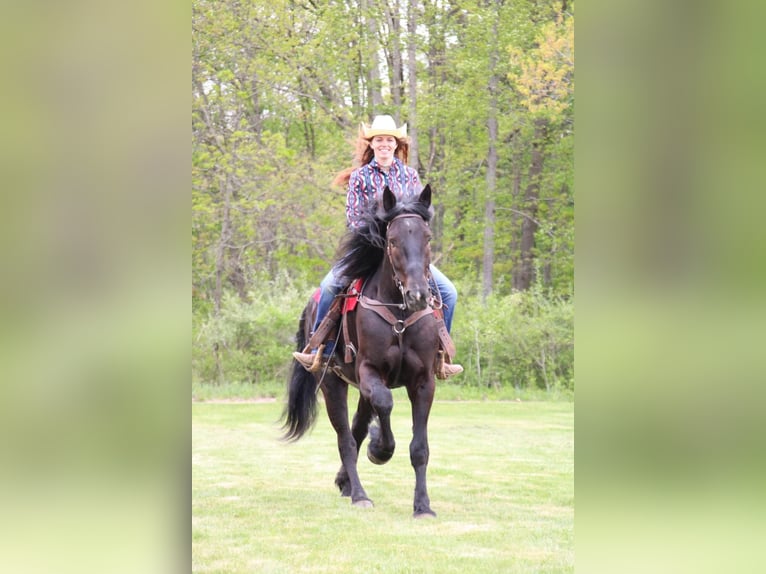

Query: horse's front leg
left=358, top=361, right=396, bottom=465
left=408, top=376, right=436, bottom=518
left=335, top=394, right=374, bottom=497
left=321, top=375, right=373, bottom=508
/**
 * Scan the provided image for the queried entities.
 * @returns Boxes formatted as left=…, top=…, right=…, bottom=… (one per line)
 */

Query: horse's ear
left=419, top=184, right=432, bottom=209
left=382, top=186, right=397, bottom=212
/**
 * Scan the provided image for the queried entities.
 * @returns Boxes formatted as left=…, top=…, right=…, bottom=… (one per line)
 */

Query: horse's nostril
left=405, top=290, right=428, bottom=310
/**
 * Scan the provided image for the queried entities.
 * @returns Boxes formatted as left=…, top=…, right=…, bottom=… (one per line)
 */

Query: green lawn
left=192, top=397, right=574, bottom=573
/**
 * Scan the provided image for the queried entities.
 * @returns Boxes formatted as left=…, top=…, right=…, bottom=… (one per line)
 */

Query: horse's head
left=382, top=185, right=433, bottom=312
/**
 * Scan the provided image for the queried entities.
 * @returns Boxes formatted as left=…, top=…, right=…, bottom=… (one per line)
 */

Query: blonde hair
left=333, top=130, right=410, bottom=187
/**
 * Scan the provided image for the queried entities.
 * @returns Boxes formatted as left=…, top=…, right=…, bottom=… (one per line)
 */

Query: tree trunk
left=384, top=1, right=403, bottom=116
left=363, top=0, right=383, bottom=111
left=514, top=117, right=548, bottom=291
left=298, top=77, right=315, bottom=158
left=482, top=15, right=499, bottom=301
left=407, top=0, right=419, bottom=170
left=212, top=173, right=234, bottom=385
left=424, top=1, right=445, bottom=176
left=214, top=174, right=232, bottom=315
left=245, top=70, right=262, bottom=144
left=348, top=17, right=362, bottom=116
left=509, top=128, right=522, bottom=277
left=226, top=248, right=248, bottom=301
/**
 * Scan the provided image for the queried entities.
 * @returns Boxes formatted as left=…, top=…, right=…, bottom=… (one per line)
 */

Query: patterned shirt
left=345, top=158, right=422, bottom=229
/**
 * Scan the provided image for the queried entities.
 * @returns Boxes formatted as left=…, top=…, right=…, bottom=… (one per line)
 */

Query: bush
left=451, top=289, right=574, bottom=392
left=192, top=276, right=308, bottom=389
left=192, top=278, right=574, bottom=397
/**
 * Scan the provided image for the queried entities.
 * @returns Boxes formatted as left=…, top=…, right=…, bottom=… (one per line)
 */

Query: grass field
left=192, top=397, right=574, bottom=573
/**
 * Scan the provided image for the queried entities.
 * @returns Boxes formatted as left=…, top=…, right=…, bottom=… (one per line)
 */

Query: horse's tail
left=281, top=300, right=319, bottom=442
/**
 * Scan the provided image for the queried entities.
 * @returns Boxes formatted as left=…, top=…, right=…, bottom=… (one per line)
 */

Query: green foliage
left=452, top=284, right=574, bottom=393
left=193, top=277, right=574, bottom=397
left=192, top=0, right=575, bottom=395
left=192, top=0, right=575, bottom=303
left=192, top=275, right=308, bottom=387
left=508, top=12, right=574, bottom=122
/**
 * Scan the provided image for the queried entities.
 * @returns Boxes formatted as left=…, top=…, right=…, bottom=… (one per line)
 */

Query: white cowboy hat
left=361, top=114, right=408, bottom=139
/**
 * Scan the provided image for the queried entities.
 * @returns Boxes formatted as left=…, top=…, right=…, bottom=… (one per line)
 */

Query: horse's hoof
left=367, top=423, right=394, bottom=464
left=367, top=443, right=394, bottom=464
left=367, top=444, right=395, bottom=465
left=413, top=510, right=437, bottom=519
left=353, top=498, right=374, bottom=508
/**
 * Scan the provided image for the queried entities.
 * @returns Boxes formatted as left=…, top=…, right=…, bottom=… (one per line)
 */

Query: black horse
left=282, top=185, right=440, bottom=518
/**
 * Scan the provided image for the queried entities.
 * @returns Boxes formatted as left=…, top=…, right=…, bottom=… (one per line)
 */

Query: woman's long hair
left=332, top=130, right=410, bottom=187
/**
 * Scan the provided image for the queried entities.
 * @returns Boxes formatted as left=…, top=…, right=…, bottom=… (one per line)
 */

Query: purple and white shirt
left=345, top=158, right=422, bottom=229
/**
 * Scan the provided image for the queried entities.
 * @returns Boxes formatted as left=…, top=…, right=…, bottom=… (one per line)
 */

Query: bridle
left=383, top=213, right=437, bottom=310
left=356, top=212, right=440, bottom=334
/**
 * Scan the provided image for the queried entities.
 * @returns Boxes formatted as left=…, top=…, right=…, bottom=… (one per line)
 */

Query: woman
left=293, top=115, right=462, bottom=378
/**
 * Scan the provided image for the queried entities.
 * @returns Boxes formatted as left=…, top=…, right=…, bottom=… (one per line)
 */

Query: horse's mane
left=334, top=195, right=433, bottom=285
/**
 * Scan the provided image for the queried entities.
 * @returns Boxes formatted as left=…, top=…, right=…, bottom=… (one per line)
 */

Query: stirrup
left=294, top=344, right=326, bottom=373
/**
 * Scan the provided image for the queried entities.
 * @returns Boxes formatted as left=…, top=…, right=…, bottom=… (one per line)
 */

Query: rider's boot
left=435, top=349, right=463, bottom=380
left=293, top=310, right=339, bottom=372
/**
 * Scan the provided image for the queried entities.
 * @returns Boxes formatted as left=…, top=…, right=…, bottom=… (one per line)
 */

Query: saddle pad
left=342, top=278, right=364, bottom=314
left=310, top=279, right=364, bottom=314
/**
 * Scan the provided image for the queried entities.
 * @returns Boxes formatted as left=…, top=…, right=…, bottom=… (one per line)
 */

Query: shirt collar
left=370, top=158, right=400, bottom=172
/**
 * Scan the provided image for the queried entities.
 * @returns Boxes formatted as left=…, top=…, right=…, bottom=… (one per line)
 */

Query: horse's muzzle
left=404, top=289, right=429, bottom=312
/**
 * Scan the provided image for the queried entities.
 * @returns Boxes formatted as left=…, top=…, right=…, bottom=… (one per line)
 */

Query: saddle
left=306, top=279, right=455, bottom=364
left=310, top=278, right=365, bottom=315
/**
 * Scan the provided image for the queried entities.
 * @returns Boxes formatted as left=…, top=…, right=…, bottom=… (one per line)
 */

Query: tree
left=192, top=0, right=575, bottom=389
left=483, top=1, right=501, bottom=300
left=508, top=7, right=574, bottom=291
left=406, top=0, right=420, bottom=171
left=192, top=0, right=575, bottom=305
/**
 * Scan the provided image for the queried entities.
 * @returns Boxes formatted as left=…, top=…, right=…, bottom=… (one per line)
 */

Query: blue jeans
left=429, top=265, right=457, bottom=332
left=313, top=264, right=457, bottom=335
